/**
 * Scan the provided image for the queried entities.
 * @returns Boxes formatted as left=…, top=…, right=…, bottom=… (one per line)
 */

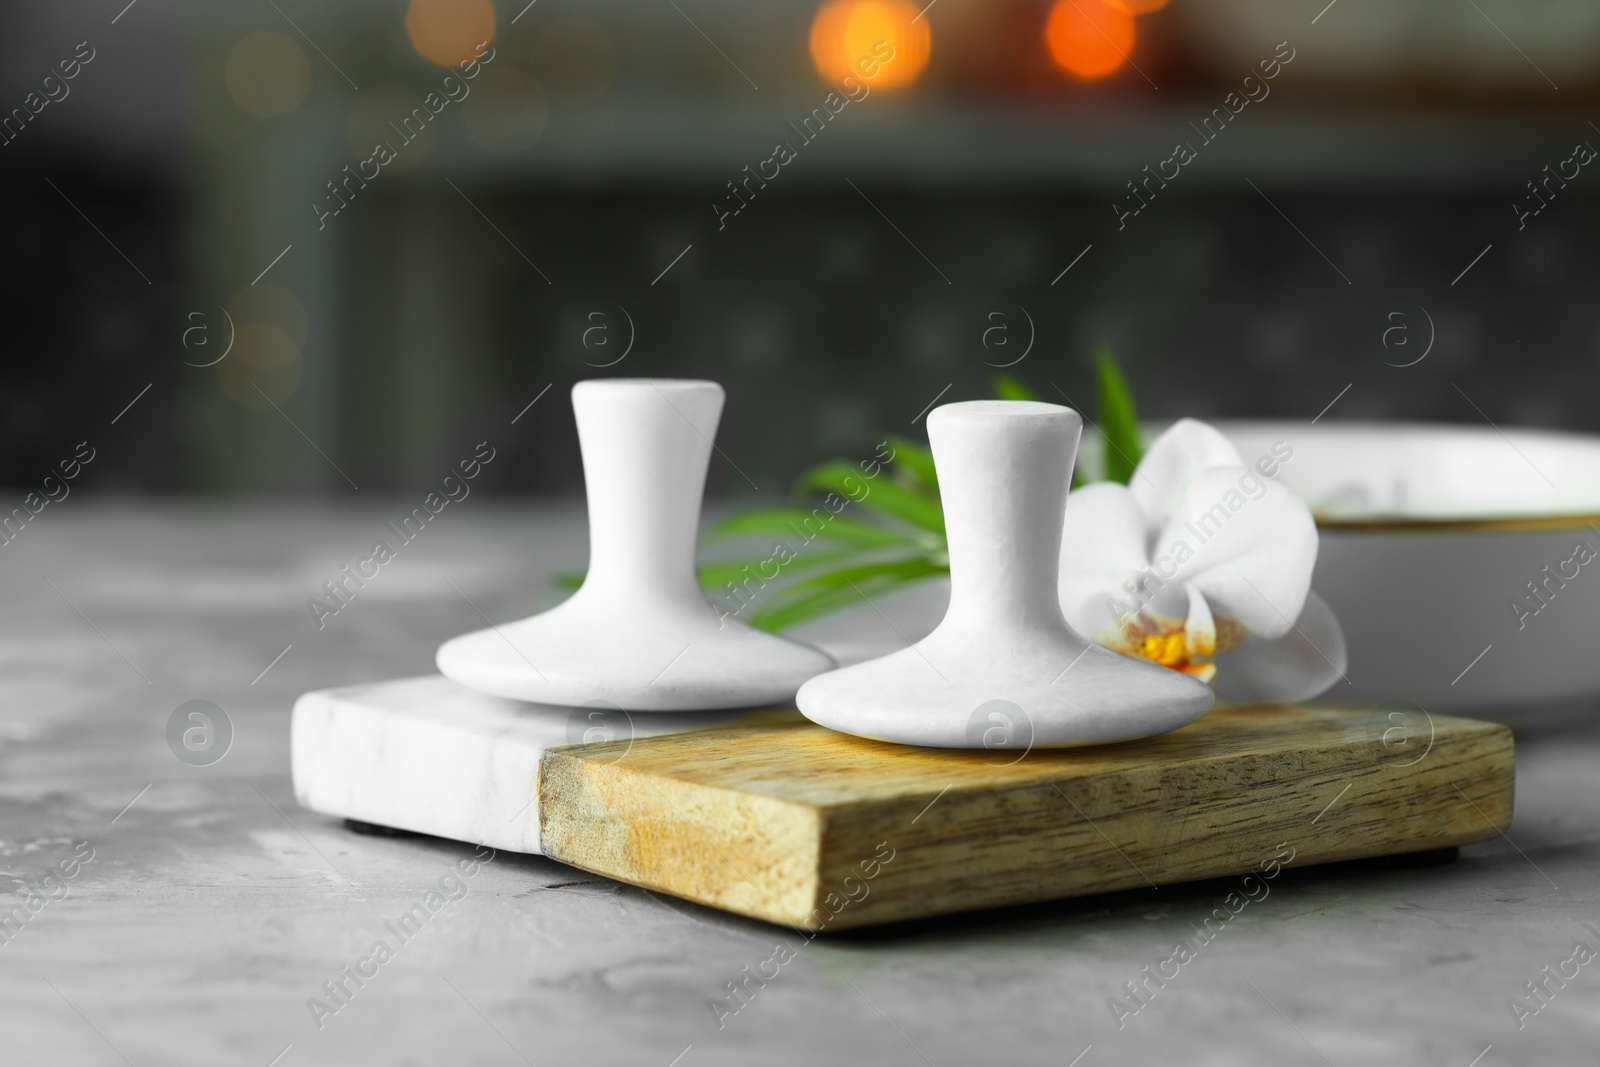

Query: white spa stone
left=436, top=379, right=834, bottom=710
left=796, top=400, right=1214, bottom=749
left=290, top=674, right=745, bottom=853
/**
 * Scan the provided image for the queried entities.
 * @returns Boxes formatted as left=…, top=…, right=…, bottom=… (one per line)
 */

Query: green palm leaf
left=882, top=434, right=938, bottom=494
left=750, top=556, right=949, bottom=632
left=1094, top=347, right=1144, bottom=485
left=702, top=505, right=917, bottom=548
left=792, top=461, right=944, bottom=535
left=992, top=372, right=1038, bottom=401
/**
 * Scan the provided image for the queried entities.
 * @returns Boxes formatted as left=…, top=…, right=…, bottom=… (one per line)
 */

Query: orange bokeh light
left=406, top=0, right=496, bottom=68
left=1121, top=0, right=1169, bottom=12
left=1045, top=0, right=1136, bottom=81
left=809, top=1, right=931, bottom=91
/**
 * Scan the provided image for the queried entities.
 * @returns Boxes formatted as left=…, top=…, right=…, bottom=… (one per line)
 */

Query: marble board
left=290, top=675, right=751, bottom=854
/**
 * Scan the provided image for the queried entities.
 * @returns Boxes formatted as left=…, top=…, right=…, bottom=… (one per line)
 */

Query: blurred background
left=4, top=0, right=1598, bottom=498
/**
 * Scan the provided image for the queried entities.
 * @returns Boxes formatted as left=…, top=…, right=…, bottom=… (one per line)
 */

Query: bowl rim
left=1314, top=512, right=1600, bottom=534
left=1209, top=419, right=1600, bottom=535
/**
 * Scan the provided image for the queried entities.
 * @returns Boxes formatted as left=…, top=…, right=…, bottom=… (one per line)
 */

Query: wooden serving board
left=538, top=704, right=1514, bottom=930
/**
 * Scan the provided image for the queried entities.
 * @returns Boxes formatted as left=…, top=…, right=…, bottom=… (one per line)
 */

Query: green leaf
left=565, top=542, right=916, bottom=602
left=1094, top=346, right=1143, bottom=485
left=750, top=582, right=879, bottom=633
left=991, top=372, right=1038, bottom=401
left=882, top=434, right=938, bottom=494
left=792, top=462, right=945, bottom=535
left=702, top=506, right=914, bottom=548
left=696, top=559, right=756, bottom=592
left=750, top=556, right=949, bottom=631
left=700, top=543, right=908, bottom=595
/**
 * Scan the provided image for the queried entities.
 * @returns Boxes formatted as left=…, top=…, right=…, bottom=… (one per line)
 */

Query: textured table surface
left=1, top=502, right=1596, bottom=1066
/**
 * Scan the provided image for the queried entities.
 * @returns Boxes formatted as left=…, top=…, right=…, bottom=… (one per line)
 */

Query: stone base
left=289, top=675, right=744, bottom=853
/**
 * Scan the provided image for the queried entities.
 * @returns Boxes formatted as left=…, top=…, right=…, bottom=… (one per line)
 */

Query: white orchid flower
left=1057, top=418, right=1347, bottom=704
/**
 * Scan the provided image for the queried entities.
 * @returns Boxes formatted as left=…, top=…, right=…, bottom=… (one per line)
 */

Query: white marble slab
left=290, top=675, right=743, bottom=854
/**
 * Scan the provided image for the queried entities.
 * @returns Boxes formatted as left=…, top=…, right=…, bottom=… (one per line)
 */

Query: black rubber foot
left=343, top=818, right=417, bottom=838
left=1341, top=846, right=1460, bottom=870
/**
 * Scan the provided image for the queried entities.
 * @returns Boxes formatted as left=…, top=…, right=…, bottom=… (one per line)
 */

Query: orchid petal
left=1184, top=584, right=1215, bottom=664
left=1129, top=419, right=1245, bottom=535
left=1061, top=482, right=1150, bottom=573
left=1212, top=590, right=1348, bottom=705
left=1058, top=482, right=1149, bottom=638
left=1176, top=585, right=1218, bottom=683
left=1151, top=467, right=1318, bottom=639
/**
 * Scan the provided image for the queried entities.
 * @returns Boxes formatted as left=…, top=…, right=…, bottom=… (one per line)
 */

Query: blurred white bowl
left=1218, top=421, right=1600, bottom=717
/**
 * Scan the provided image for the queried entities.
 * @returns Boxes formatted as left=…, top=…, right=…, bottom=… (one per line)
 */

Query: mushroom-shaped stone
left=438, top=379, right=834, bottom=710
left=797, top=400, right=1212, bottom=749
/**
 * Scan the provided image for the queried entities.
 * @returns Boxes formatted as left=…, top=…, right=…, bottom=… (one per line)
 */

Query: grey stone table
left=1, top=503, right=1596, bottom=1066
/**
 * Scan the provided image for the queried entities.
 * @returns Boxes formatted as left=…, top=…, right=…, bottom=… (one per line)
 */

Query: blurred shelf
left=407, top=104, right=1600, bottom=191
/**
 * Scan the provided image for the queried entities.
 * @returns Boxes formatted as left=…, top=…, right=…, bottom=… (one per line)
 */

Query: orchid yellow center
left=1112, top=615, right=1224, bottom=684
left=1131, top=628, right=1215, bottom=681
left=1138, top=631, right=1188, bottom=667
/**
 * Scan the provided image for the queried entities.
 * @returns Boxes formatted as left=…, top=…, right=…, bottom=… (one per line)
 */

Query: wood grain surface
left=539, top=703, right=1515, bottom=930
